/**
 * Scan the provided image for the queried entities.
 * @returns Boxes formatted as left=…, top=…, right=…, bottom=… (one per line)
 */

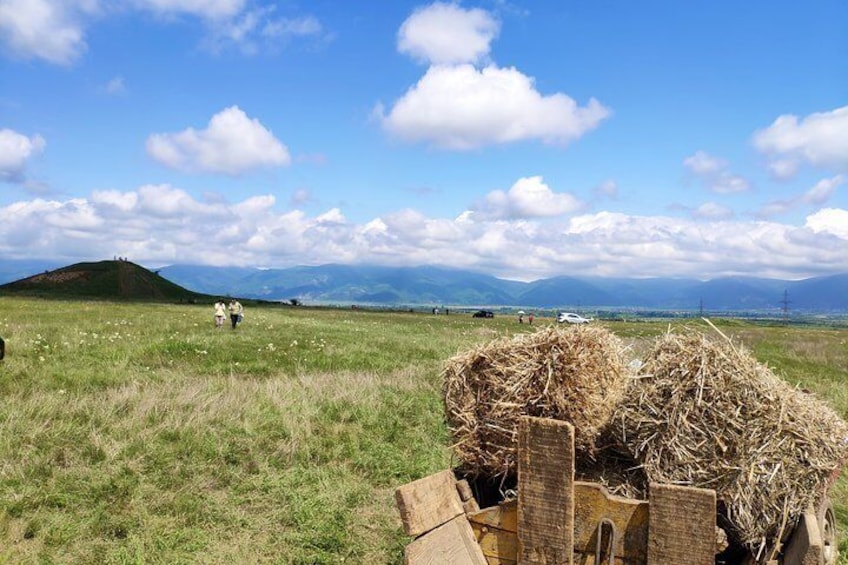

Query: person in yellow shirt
left=228, top=299, right=244, bottom=329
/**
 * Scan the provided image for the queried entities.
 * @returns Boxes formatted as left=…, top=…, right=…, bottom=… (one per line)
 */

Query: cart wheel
left=818, top=499, right=838, bottom=565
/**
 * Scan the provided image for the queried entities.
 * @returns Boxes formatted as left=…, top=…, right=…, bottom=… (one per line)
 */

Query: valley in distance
left=1, top=259, right=846, bottom=323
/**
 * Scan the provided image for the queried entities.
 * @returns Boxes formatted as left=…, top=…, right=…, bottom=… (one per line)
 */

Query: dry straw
left=615, top=328, right=848, bottom=558
left=443, top=325, right=629, bottom=479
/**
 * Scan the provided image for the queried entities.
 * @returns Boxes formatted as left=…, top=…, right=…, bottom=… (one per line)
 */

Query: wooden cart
left=395, top=417, right=838, bottom=565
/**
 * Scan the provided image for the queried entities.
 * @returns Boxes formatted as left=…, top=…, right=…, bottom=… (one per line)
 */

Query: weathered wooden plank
left=405, top=515, right=488, bottom=565
left=396, top=470, right=465, bottom=537
left=467, top=500, right=518, bottom=533
left=517, top=416, right=575, bottom=565
left=782, top=508, right=823, bottom=565
left=647, top=483, right=715, bottom=565
left=469, top=487, right=649, bottom=565
left=469, top=500, right=519, bottom=564
left=457, top=479, right=475, bottom=502
left=464, top=498, right=481, bottom=514
left=476, top=526, right=519, bottom=565
left=573, top=482, right=649, bottom=564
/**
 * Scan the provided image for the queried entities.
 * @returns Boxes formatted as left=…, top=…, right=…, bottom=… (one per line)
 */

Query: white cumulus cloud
left=558, top=211, right=847, bottom=279
left=683, top=150, right=751, bottom=194
left=757, top=174, right=843, bottom=218
left=146, top=106, right=291, bottom=175
left=805, top=208, right=848, bottom=239
left=134, top=183, right=225, bottom=217
left=378, top=64, right=610, bottom=150
left=379, top=2, right=608, bottom=150
left=710, top=174, right=750, bottom=194
left=474, top=176, right=583, bottom=220
left=766, top=158, right=800, bottom=181
left=316, top=208, right=346, bottom=225
left=398, top=2, right=499, bottom=66
left=753, top=105, right=848, bottom=176
left=0, top=0, right=93, bottom=65
left=683, top=150, right=725, bottom=176
left=0, top=128, right=46, bottom=184
left=1, top=190, right=846, bottom=280
left=0, top=0, right=322, bottom=64
left=90, top=189, right=138, bottom=211
left=692, top=202, right=734, bottom=220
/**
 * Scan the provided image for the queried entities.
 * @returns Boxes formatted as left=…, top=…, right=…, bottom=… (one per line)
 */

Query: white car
left=557, top=312, right=591, bottom=324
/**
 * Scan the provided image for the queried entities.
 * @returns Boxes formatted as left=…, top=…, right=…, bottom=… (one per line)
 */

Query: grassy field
left=0, top=297, right=846, bottom=564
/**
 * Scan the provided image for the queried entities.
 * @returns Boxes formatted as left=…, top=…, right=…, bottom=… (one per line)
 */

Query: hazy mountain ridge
left=157, top=264, right=846, bottom=311
left=202, top=264, right=522, bottom=306
left=1, top=260, right=845, bottom=311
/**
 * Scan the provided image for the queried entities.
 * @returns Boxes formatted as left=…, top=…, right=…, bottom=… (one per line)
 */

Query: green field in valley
left=1, top=297, right=846, bottom=564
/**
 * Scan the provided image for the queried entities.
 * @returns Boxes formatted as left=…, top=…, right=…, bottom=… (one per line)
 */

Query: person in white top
left=213, top=300, right=227, bottom=329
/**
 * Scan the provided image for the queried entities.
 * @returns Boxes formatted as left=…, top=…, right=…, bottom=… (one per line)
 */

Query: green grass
left=0, top=298, right=846, bottom=563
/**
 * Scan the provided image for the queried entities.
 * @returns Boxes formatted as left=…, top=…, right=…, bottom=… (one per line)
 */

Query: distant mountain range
left=157, top=263, right=847, bottom=312
left=1, top=260, right=845, bottom=312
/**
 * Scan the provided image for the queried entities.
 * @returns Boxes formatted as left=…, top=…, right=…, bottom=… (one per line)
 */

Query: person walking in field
left=214, top=300, right=227, bottom=329
left=229, top=299, right=244, bottom=329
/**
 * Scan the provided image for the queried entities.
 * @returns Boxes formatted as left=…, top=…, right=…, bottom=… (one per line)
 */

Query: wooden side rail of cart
left=395, top=417, right=837, bottom=565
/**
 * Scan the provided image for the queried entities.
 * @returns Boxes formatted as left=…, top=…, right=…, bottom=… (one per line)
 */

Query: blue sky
left=1, top=0, right=846, bottom=281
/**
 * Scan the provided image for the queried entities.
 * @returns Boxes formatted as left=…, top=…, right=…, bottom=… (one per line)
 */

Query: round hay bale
left=616, top=329, right=848, bottom=557
left=443, top=325, right=630, bottom=478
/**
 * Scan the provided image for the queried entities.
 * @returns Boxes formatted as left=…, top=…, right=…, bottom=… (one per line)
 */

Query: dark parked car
left=472, top=310, right=494, bottom=318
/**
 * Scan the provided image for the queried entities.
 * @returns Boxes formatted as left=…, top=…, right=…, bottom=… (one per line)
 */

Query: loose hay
left=615, top=329, right=848, bottom=559
left=576, top=439, right=648, bottom=500
left=443, top=325, right=629, bottom=479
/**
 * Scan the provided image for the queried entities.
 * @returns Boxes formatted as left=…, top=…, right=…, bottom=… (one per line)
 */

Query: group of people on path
left=214, top=299, right=244, bottom=330
left=518, top=312, right=534, bottom=324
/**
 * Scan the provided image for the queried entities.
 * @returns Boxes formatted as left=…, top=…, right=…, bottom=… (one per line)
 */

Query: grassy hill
left=0, top=260, right=209, bottom=302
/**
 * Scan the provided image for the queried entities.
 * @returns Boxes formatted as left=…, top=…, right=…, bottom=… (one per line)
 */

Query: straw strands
left=615, top=330, right=848, bottom=557
left=443, top=325, right=629, bottom=478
